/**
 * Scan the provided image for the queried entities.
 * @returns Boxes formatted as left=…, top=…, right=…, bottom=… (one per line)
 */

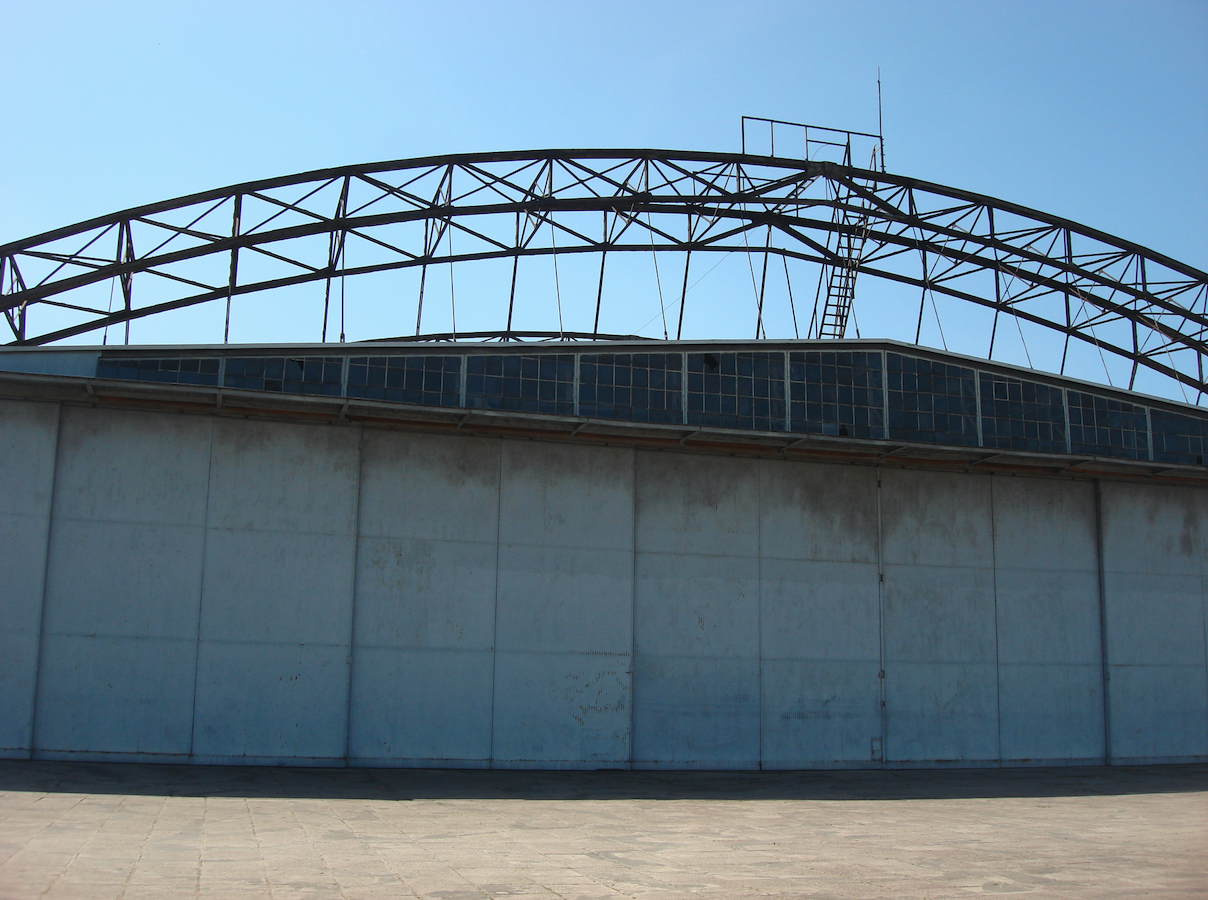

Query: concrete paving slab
left=1, top=761, right=1204, bottom=899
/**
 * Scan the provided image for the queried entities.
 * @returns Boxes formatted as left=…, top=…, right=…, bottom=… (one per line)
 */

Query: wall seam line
left=187, top=416, right=217, bottom=761
left=757, top=457, right=764, bottom=771
left=488, top=438, right=503, bottom=768
left=342, top=424, right=366, bottom=765
left=629, top=447, right=638, bottom=770
left=989, top=476, right=1003, bottom=766
left=875, top=465, right=886, bottom=767
left=27, top=401, right=64, bottom=759
left=1093, top=479, right=1112, bottom=765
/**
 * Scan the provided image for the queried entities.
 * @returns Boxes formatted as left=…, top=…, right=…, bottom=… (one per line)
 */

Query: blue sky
left=2, top=0, right=1205, bottom=373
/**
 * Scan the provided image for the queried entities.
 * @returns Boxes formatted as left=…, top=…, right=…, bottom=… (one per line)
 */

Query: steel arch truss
left=2, top=149, right=1206, bottom=401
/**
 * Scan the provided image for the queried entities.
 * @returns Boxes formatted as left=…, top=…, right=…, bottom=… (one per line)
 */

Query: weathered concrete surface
left=4, top=397, right=1207, bottom=769
left=36, top=407, right=212, bottom=761
left=192, top=418, right=360, bottom=765
left=349, top=431, right=501, bottom=767
left=0, top=760, right=1205, bottom=899
left=992, top=477, right=1104, bottom=764
left=1100, top=482, right=1208, bottom=764
left=0, top=401, right=59, bottom=756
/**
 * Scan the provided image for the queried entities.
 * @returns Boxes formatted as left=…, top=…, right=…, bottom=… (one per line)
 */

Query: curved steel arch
left=2, top=149, right=1206, bottom=401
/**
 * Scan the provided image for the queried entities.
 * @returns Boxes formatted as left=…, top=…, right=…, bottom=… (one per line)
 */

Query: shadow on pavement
left=1, top=760, right=1205, bottom=802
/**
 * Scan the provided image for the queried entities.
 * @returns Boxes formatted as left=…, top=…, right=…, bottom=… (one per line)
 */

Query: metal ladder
left=817, top=179, right=872, bottom=339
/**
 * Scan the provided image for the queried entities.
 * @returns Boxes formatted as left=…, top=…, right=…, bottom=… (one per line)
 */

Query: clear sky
left=2, top=0, right=1205, bottom=373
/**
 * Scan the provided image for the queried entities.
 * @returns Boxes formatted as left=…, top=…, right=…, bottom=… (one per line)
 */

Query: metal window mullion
left=573, top=352, right=580, bottom=417
left=1063, top=387, right=1072, bottom=455
left=1145, top=405, right=1153, bottom=462
left=459, top=355, right=467, bottom=408
left=341, top=356, right=349, bottom=398
left=880, top=349, right=889, bottom=441
left=783, top=350, right=791, bottom=432
left=681, top=352, right=688, bottom=425
left=975, top=368, right=984, bottom=448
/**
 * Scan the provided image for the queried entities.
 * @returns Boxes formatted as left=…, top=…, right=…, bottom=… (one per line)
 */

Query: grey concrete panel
left=632, top=656, right=760, bottom=767
left=990, top=477, right=1097, bottom=573
left=1100, top=482, right=1205, bottom=578
left=43, top=520, right=204, bottom=640
left=0, top=399, right=59, bottom=518
left=354, top=536, right=497, bottom=651
left=997, top=663, right=1104, bottom=762
left=206, top=418, right=359, bottom=535
left=1103, top=573, right=1205, bottom=667
left=635, top=452, right=759, bottom=558
left=761, top=659, right=882, bottom=767
left=52, top=406, right=212, bottom=526
left=33, top=634, right=195, bottom=756
left=880, top=469, right=993, bottom=568
left=1108, top=664, right=1208, bottom=761
left=495, top=545, right=632, bottom=654
left=358, top=431, right=500, bottom=543
left=499, top=442, right=633, bottom=551
left=348, top=647, right=493, bottom=763
left=882, top=565, right=997, bottom=664
left=199, top=529, right=355, bottom=645
left=0, top=400, right=58, bottom=752
left=884, top=662, right=1000, bottom=763
left=759, top=460, right=878, bottom=564
left=0, top=492, right=57, bottom=750
left=491, top=651, right=631, bottom=766
left=993, top=569, right=1102, bottom=665
left=760, top=558, right=880, bottom=661
left=191, top=641, right=349, bottom=761
left=634, top=552, right=759, bottom=659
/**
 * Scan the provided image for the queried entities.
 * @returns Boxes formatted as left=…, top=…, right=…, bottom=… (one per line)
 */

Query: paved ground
left=0, top=762, right=1204, bottom=899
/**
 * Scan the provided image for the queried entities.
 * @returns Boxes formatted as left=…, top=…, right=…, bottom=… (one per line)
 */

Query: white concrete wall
left=4, top=397, right=1206, bottom=769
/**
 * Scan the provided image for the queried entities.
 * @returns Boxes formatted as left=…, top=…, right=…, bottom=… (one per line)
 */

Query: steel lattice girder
left=2, top=149, right=1206, bottom=400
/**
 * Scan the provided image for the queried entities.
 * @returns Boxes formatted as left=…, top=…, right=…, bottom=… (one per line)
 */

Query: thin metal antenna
left=877, top=69, right=886, bottom=173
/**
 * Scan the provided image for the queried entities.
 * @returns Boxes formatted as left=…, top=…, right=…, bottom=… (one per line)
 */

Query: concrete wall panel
left=634, top=452, right=760, bottom=767
left=199, top=529, right=356, bottom=645
left=635, top=453, right=759, bottom=558
left=354, top=536, right=498, bottom=651
left=997, top=663, right=1104, bottom=763
left=0, top=400, right=59, bottom=754
left=635, top=553, right=759, bottom=659
left=991, top=477, right=1104, bottom=762
left=884, top=662, right=1000, bottom=763
left=760, top=558, right=881, bottom=766
left=33, top=634, right=196, bottom=757
left=193, top=418, right=359, bottom=762
left=495, top=545, right=632, bottom=653
left=881, top=470, right=998, bottom=763
left=1101, top=483, right=1208, bottom=762
left=349, top=431, right=500, bottom=763
left=35, top=407, right=210, bottom=757
left=758, top=461, right=879, bottom=564
left=492, top=651, right=630, bottom=766
left=632, top=657, right=760, bottom=768
left=348, top=647, right=493, bottom=764
left=192, top=641, right=349, bottom=762
left=761, top=659, right=881, bottom=768
left=493, top=442, right=634, bottom=766
left=357, top=432, right=501, bottom=544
